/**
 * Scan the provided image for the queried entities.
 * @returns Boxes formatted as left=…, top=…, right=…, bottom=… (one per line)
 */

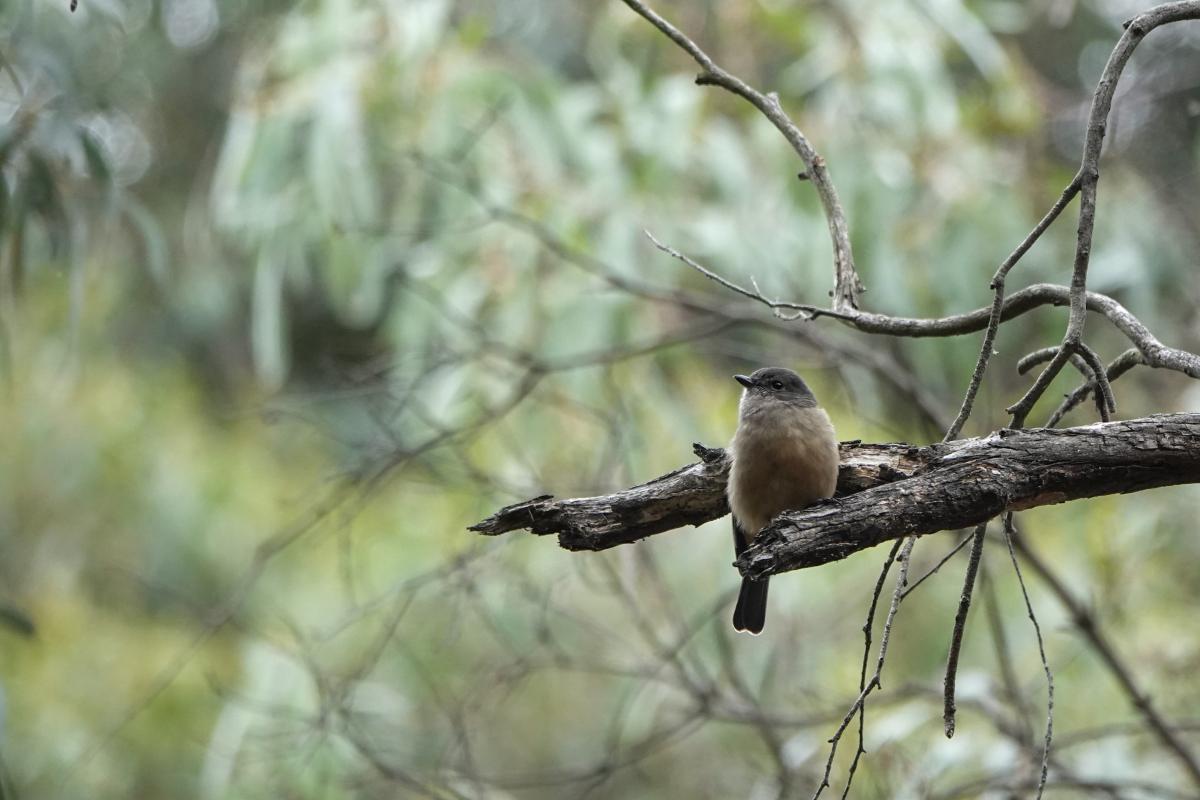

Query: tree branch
left=469, top=440, right=925, bottom=548
left=1013, top=528, right=1200, bottom=789
left=618, top=0, right=863, bottom=310
left=469, top=415, right=1200, bottom=574
left=1013, top=1, right=1200, bottom=418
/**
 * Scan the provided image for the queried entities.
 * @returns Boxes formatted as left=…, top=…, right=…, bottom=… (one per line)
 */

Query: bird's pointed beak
left=734, top=374, right=754, bottom=389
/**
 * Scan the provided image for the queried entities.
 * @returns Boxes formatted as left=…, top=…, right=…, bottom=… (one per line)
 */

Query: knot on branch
left=692, top=442, right=726, bottom=464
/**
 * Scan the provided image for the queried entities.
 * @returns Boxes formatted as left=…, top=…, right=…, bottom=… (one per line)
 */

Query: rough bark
left=469, top=414, right=1200, bottom=576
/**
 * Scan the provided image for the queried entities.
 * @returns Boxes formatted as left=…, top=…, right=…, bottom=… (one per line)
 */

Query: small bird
left=728, top=367, right=839, bottom=634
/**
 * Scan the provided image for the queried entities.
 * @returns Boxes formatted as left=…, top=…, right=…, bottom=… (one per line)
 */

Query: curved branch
left=618, top=0, right=863, bottom=310
left=643, top=226, right=1200, bottom=374
left=1018, top=1, right=1200, bottom=415
left=1066, top=1, right=1200, bottom=342
left=1013, top=530, right=1200, bottom=789
left=1048, top=349, right=1145, bottom=427
left=469, top=415, right=1200, bottom=569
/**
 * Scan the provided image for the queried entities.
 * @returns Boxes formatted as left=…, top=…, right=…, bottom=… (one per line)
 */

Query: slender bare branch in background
left=1013, top=530, right=1200, bottom=788
left=942, top=175, right=1083, bottom=440
left=1002, top=515, right=1055, bottom=799
left=617, top=0, right=864, bottom=311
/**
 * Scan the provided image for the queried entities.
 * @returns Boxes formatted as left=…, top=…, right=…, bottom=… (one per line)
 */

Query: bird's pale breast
left=728, top=406, right=839, bottom=541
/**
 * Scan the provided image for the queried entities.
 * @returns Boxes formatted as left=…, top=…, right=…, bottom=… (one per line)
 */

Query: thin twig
left=942, top=522, right=988, bottom=738
left=811, top=537, right=915, bottom=800
left=839, top=539, right=904, bottom=799
left=1013, top=531, right=1200, bottom=790
left=1006, top=346, right=1075, bottom=427
left=1047, top=349, right=1144, bottom=426
left=1072, top=342, right=1117, bottom=417
left=1016, top=346, right=1089, bottom=377
left=1002, top=516, right=1055, bottom=800
left=618, top=0, right=864, bottom=310
left=943, top=175, right=1082, bottom=440
left=1017, top=344, right=1116, bottom=421
left=644, top=231, right=829, bottom=322
left=1017, top=347, right=1099, bottom=419
left=898, top=532, right=974, bottom=600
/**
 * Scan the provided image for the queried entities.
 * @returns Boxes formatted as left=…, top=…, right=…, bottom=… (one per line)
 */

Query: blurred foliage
left=1, top=0, right=1199, bottom=798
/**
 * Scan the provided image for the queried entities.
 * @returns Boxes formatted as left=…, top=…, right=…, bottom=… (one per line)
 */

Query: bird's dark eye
left=771, top=380, right=784, bottom=390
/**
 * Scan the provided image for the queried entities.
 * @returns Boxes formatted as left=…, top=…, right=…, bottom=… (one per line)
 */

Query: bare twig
left=898, top=532, right=974, bottom=600
left=1013, top=530, right=1200, bottom=790
left=644, top=231, right=830, bottom=322
left=839, top=538, right=904, bottom=799
left=1012, top=1, right=1200, bottom=419
left=942, top=522, right=988, bottom=738
left=1002, top=516, right=1055, bottom=800
left=1006, top=345, right=1076, bottom=428
left=1072, top=342, right=1117, bottom=419
left=1047, top=349, right=1145, bottom=426
left=812, top=537, right=915, bottom=800
left=943, top=174, right=1083, bottom=440
left=649, top=229, right=1200, bottom=375
left=1017, top=343, right=1115, bottom=421
left=617, top=0, right=863, bottom=310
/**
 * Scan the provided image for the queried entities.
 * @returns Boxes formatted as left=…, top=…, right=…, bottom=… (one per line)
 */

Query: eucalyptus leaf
left=251, top=246, right=290, bottom=389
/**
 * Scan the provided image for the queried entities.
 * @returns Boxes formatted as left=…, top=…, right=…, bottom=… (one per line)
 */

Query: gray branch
left=469, top=415, right=1200, bottom=576
left=618, top=0, right=863, bottom=311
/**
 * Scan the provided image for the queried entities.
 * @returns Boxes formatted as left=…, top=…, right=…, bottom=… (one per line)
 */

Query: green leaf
left=79, top=129, right=111, bottom=188
left=121, top=195, right=168, bottom=286
left=0, top=173, right=8, bottom=234
left=251, top=246, right=290, bottom=390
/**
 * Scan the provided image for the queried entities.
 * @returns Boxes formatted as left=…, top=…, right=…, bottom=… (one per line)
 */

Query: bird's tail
left=732, top=576, right=769, bottom=634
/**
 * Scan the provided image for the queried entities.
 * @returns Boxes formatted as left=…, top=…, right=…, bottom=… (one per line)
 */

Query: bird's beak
left=734, top=374, right=754, bottom=389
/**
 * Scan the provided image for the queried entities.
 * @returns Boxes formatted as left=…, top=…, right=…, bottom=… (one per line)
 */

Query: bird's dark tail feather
left=732, top=576, right=769, bottom=634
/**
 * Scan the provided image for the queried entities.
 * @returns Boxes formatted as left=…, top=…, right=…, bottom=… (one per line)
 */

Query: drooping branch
left=1013, top=527, right=1200, bottom=788
left=470, top=414, right=1200, bottom=570
left=622, top=0, right=1200, bottom=435
left=617, top=0, right=863, bottom=311
left=1003, top=2, right=1200, bottom=423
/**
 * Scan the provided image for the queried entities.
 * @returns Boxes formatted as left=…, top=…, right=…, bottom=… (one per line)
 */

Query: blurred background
left=2, top=0, right=1200, bottom=797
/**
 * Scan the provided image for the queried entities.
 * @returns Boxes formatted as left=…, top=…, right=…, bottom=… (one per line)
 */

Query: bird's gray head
left=734, top=367, right=818, bottom=418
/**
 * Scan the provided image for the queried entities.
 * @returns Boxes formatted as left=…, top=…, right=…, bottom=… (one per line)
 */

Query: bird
left=727, top=367, right=839, bottom=634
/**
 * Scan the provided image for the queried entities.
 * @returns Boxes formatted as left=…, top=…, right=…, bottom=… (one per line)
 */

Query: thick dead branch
left=470, top=414, right=1200, bottom=573
left=739, top=414, right=1200, bottom=577
left=469, top=440, right=925, bottom=550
